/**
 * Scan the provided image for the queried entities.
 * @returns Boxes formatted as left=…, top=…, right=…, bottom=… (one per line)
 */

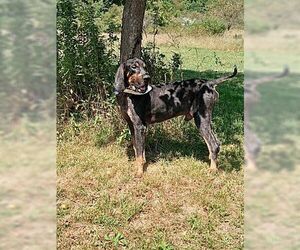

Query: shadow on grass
left=126, top=69, right=244, bottom=172
left=246, top=71, right=300, bottom=171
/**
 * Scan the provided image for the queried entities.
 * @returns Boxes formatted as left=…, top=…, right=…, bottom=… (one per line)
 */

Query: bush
left=96, top=4, right=123, bottom=32
left=207, top=0, right=243, bottom=30
left=146, top=0, right=176, bottom=31
left=57, top=0, right=119, bottom=120
left=141, top=42, right=182, bottom=84
left=184, top=0, right=209, bottom=13
left=201, top=17, right=226, bottom=35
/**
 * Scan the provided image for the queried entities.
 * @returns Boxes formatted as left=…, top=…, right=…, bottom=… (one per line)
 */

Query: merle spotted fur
left=115, top=58, right=237, bottom=177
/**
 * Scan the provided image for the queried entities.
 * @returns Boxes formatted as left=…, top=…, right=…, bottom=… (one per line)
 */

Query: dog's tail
left=248, top=65, right=289, bottom=87
left=206, top=66, right=238, bottom=86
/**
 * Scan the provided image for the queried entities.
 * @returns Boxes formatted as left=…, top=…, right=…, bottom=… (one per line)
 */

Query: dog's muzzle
left=138, top=74, right=150, bottom=92
left=124, top=76, right=152, bottom=95
left=123, top=85, right=153, bottom=95
left=130, top=74, right=150, bottom=93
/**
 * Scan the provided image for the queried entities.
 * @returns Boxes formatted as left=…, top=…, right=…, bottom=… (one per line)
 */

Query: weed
left=154, top=230, right=174, bottom=250
left=94, top=214, right=120, bottom=227
left=120, top=198, right=145, bottom=222
left=157, top=242, right=174, bottom=250
left=116, top=128, right=131, bottom=145
left=187, top=214, right=202, bottom=230
left=95, top=125, right=114, bottom=147
left=104, top=232, right=128, bottom=248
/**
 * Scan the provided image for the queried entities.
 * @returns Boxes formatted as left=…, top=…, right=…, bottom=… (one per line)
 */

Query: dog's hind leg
left=194, top=111, right=220, bottom=170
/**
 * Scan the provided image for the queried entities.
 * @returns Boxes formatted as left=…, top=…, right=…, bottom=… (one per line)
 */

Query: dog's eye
left=131, top=65, right=137, bottom=69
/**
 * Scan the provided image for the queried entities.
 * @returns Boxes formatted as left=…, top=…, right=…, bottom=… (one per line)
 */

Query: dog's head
left=115, top=58, right=150, bottom=94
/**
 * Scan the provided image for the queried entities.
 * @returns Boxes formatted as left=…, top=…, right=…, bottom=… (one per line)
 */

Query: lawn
left=244, top=28, right=300, bottom=249
left=0, top=122, right=56, bottom=249
left=57, top=32, right=244, bottom=249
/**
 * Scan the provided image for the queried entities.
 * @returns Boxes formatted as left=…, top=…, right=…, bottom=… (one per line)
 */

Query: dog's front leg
left=133, top=123, right=147, bottom=177
left=126, top=98, right=147, bottom=177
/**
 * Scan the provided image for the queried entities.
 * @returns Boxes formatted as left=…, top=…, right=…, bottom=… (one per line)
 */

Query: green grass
left=245, top=72, right=300, bottom=248
left=245, top=27, right=300, bottom=249
left=57, top=141, right=244, bottom=249
left=161, top=46, right=243, bottom=74
left=57, top=34, right=244, bottom=249
left=0, top=122, right=56, bottom=249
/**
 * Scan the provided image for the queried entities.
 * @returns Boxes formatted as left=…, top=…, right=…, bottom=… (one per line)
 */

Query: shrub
left=146, top=0, right=176, bottom=32
left=141, top=42, right=182, bottom=84
left=201, top=17, right=226, bottom=35
left=207, top=0, right=243, bottom=30
left=96, top=4, right=123, bottom=32
left=57, top=0, right=119, bottom=120
left=184, top=0, right=209, bottom=13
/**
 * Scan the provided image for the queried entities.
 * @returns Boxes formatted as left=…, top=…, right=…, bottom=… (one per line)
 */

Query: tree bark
left=120, top=0, right=147, bottom=63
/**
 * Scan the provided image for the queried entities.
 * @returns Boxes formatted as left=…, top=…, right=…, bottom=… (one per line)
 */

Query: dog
left=115, top=58, right=237, bottom=177
left=245, top=66, right=289, bottom=170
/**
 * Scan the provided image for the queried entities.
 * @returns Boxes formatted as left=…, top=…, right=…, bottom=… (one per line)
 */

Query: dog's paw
left=135, top=169, right=144, bottom=178
left=209, top=160, right=218, bottom=173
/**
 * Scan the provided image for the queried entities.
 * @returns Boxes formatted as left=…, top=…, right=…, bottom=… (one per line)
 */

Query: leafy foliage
left=146, top=0, right=176, bottom=30
left=56, top=0, right=183, bottom=122
left=184, top=0, right=209, bottom=13
left=57, top=0, right=119, bottom=120
left=208, top=0, right=244, bottom=30
left=0, top=0, right=56, bottom=130
left=201, top=17, right=226, bottom=35
left=96, top=4, right=123, bottom=32
left=144, top=0, right=243, bottom=34
left=142, top=43, right=183, bottom=84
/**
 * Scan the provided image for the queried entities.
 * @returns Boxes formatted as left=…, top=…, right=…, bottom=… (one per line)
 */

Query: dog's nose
left=143, top=74, right=150, bottom=79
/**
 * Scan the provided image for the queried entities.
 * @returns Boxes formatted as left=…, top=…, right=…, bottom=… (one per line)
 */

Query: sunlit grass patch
left=143, top=29, right=243, bottom=52
left=57, top=136, right=243, bottom=249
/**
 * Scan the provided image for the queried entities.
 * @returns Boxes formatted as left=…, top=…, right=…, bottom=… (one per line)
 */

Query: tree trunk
left=120, top=0, right=147, bottom=63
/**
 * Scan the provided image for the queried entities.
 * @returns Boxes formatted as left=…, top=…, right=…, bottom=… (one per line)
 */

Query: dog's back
left=135, top=78, right=222, bottom=124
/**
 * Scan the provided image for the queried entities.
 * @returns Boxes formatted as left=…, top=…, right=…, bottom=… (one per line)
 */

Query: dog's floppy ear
left=115, top=62, right=126, bottom=92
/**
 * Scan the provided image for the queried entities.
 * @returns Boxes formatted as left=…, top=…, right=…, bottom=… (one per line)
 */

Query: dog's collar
left=123, top=85, right=153, bottom=95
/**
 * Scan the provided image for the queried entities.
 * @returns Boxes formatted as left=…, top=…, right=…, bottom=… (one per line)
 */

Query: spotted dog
left=115, top=58, right=237, bottom=177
